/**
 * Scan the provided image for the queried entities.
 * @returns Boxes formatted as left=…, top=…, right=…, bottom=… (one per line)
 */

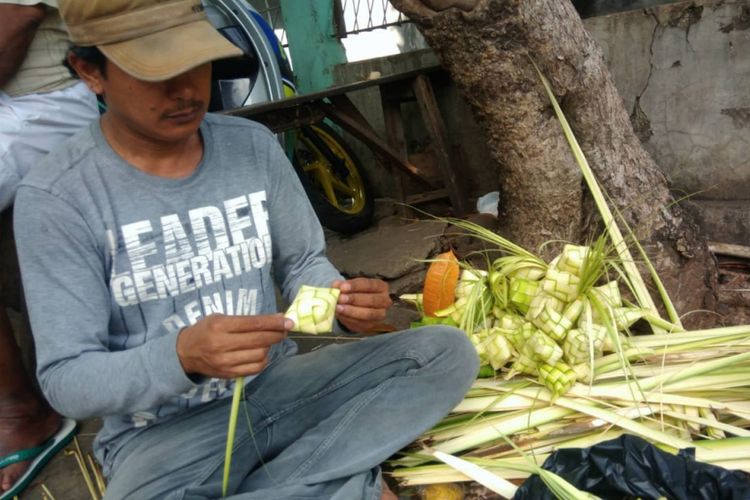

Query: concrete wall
left=588, top=0, right=750, bottom=244
left=333, top=0, right=750, bottom=245
left=573, top=0, right=681, bottom=17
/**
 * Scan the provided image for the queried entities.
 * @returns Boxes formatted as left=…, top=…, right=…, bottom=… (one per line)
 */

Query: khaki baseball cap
left=59, top=0, right=243, bottom=81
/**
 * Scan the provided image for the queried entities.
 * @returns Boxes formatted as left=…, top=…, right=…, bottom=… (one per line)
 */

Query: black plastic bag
left=513, top=434, right=750, bottom=499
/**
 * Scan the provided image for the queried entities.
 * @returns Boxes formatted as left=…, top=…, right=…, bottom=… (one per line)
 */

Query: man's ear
left=67, top=52, right=105, bottom=95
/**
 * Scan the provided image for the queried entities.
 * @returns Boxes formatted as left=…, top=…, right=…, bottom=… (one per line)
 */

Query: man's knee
left=405, top=326, right=479, bottom=383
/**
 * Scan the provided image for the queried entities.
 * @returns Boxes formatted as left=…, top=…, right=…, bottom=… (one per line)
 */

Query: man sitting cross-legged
left=13, top=1, right=479, bottom=499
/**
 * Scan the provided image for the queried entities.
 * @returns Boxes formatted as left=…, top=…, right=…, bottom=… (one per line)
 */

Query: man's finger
left=207, top=313, right=292, bottom=333
left=223, top=360, right=269, bottom=378
left=221, top=331, right=287, bottom=351
left=336, top=304, right=388, bottom=321
left=338, top=292, right=392, bottom=308
left=335, top=277, right=389, bottom=294
left=217, top=347, right=270, bottom=367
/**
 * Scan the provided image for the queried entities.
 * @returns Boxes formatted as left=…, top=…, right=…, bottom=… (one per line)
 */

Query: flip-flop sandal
left=0, top=418, right=78, bottom=500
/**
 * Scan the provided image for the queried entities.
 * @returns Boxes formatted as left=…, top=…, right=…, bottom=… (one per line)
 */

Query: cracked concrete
left=722, top=107, right=750, bottom=128
left=587, top=0, right=750, bottom=210
left=719, top=5, right=750, bottom=32
left=631, top=96, right=655, bottom=142
left=325, top=216, right=445, bottom=282
left=662, top=3, right=703, bottom=30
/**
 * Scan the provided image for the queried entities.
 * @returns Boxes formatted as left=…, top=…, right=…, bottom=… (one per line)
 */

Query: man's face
left=75, top=56, right=212, bottom=144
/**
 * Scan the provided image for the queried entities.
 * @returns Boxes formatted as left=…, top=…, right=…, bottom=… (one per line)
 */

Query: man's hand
left=176, top=314, right=291, bottom=378
left=333, top=278, right=392, bottom=333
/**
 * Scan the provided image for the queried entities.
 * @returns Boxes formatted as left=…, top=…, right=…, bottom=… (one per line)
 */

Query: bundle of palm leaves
left=391, top=69, right=750, bottom=498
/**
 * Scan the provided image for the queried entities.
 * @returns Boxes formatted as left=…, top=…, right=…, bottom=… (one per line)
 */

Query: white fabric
left=0, top=81, right=98, bottom=210
left=0, top=1, right=58, bottom=6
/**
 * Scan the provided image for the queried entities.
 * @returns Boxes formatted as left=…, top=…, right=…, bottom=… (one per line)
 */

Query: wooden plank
left=406, top=189, right=449, bottom=205
left=240, top=103, right=325, bottom=132
left=380, top=79, right=413, bottom=104
left=224, top=64, right=443, bottom=120
left=330, top=93, right=411, bottom=218
left=321, top=101, right=439, bottom=188
left=709, top=242, right=750, bottom=259
left=379, top=85, right=409, bottom=216
left=412, top=74, right=469, bottom=216
left=328, top=94, right=379, bottom=136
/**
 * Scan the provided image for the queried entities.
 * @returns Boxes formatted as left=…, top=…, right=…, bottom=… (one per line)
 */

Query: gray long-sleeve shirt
left=13, top=114, right=342, bottom=469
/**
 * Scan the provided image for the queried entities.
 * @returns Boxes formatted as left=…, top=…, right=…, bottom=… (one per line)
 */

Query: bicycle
left=204, top=0, right=375, bottom=234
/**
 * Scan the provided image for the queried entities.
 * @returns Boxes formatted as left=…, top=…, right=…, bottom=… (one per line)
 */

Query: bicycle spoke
left=302, top=159, right=328, bottom=174
left=303, top=156, right=357, bottom=201
left=294, top=123, right=372, bottom=220
left=330, top=178, right=356, bottom=197
left=316, top=171, right=341, bottom=208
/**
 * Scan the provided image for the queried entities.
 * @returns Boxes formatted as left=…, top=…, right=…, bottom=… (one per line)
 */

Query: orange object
left=423, top=250, right=460, bottom=317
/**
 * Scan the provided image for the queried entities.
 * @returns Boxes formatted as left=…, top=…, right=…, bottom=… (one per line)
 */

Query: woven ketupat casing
left=285, top=285, right=341, bottom=334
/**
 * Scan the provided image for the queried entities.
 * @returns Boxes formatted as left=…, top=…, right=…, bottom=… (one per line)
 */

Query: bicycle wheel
left=292, top=122, right=375, bottom=234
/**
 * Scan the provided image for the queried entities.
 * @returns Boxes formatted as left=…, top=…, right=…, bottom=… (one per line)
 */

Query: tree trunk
left=390, top=0, right=717, bottom=324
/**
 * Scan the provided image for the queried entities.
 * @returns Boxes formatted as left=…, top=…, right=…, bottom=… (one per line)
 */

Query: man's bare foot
left=0, top=397, right=61, bottom=494
left=381, top=479, right=398, bottom=500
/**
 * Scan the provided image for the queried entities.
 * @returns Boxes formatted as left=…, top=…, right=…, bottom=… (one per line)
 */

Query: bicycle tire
left=292, top=122, right=375, bottom=234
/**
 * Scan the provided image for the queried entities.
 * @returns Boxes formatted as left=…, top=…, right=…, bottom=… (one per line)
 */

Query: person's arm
left=14, top=185, right=292, bottom=418
left=13, top=187, right=201, bottom=419
left=0, top=3, right=46, bottom=89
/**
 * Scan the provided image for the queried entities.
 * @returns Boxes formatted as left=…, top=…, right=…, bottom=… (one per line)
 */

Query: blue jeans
left=103, top=326, right=479, bottom=499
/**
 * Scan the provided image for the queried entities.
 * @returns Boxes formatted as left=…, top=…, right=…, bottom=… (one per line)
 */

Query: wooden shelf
left=224, top=67, right=468, bottom=216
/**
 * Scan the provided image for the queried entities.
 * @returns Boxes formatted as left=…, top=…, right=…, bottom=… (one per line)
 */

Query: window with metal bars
left=338, top=0, right=410, bottom=37
left=248, top=0, right=423, bottom=62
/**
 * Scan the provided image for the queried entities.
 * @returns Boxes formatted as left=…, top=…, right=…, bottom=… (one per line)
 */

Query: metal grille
left=339, top=0, right=410, bottom=36
left=249, top=0, right=288, bottom=46
left=248, top=1, right=415, bottom=48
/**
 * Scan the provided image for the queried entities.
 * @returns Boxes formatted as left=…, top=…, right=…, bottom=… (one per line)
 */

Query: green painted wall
left=280, top=0, right=347, bottom=93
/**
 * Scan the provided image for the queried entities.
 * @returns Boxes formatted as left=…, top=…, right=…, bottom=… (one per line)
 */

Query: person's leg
left=0, top=84, right=99, bottom=494
left=0, top=306, right=61, bottom=495
left=103, top=327, right=477, bottom=500
left=103, top=397, right=395, bottom=500
left=0, top=208, right=61, bottom=494
left=104, top=388, right=397, bottom=500
left=195, top=326, right=479, bottom=499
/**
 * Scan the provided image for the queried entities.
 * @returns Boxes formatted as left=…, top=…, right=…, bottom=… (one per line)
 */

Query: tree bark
left=390, top=0, right=717, bottom=324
